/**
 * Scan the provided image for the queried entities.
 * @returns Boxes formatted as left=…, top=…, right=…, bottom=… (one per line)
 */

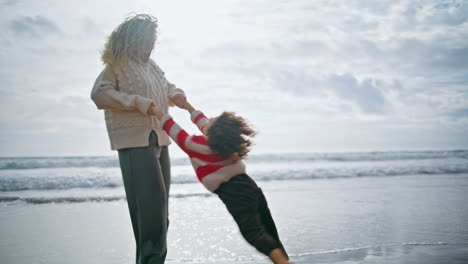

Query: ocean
left=1, top=150, right=468, bottom=263
left=1, top=150, right=468, bottom=198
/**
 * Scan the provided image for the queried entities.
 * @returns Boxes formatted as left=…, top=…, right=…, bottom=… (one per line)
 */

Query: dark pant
left=214, top=174, right=286, bottom=256
left=118, top=131, right=171, bottom=264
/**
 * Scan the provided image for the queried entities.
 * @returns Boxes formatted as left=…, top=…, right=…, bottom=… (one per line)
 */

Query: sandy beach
left=1, top=173, right=468, bottom=264
left=2, top=0, right=467, bottom=263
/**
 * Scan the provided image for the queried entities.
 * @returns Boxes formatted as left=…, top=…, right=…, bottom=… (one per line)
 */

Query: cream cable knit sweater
left=91, top=58, right=184, bottom=150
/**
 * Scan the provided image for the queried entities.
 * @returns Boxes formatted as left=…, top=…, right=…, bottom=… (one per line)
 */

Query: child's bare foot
left=268, top=248, right=290, bottom=264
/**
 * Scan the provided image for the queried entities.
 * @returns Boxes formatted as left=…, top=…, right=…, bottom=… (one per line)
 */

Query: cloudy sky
left=0, top=0, right=467, bottom=157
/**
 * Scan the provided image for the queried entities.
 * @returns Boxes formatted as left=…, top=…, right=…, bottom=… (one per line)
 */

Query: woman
left=90, top=14, right=186, bottom=264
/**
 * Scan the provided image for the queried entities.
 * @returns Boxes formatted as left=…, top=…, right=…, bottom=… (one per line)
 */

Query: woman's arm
left=168, top=82, right=186, bottom=106
left=91, top=66, right=154, bottom=114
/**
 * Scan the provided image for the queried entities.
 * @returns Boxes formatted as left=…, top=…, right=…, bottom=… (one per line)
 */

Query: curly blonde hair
left=101, top=14, right=158, bottom=65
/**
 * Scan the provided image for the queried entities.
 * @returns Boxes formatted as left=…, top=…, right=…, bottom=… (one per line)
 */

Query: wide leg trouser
left=118, top=131, right=171, bottom=264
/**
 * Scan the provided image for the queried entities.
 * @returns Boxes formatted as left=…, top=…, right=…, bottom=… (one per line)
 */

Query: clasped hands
left=146, top=94, right=192, bottom=118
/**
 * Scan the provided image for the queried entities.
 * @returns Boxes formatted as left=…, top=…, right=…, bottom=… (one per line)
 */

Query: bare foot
left=268, top=248, right=290, bottom=264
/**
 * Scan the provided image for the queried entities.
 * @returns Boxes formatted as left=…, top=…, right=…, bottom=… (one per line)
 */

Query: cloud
left=428, top=1, right=468, bottom=26
left=326, top=74, right=389, bottom=114
left=390, top=38, right=468, bottom=73
left=1, top=0, right=468, bottom=156
left=9, top=16, right=62, bottom=37
left=1, top=0, right=19, bottom=7
left=189, top=0, right=468, bottom=122
left=272, top=70, right=322, bottom=96
left=272, top=71, right=390, bottom=114
left=451, top=108, right=468, bottom=118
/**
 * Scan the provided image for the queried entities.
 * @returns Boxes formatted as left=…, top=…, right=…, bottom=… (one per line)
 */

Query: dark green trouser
left=118, top=131, right=171, bottom=264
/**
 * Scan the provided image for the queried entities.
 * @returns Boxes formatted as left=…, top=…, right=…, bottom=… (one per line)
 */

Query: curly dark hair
left=206, top=112, right=256, bottom=159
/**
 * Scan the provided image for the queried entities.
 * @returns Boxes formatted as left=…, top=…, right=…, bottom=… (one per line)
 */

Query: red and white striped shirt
left=161, top=110, right=246, bottom=192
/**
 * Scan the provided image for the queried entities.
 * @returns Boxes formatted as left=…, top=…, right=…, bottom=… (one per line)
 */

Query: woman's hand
left=170, top=95, right=195, bottom=113
left=147, top=102, right=157, bottom=115
left=147, top=102, right=165, bottom=119
left=172, top=94, right=187, bottom=109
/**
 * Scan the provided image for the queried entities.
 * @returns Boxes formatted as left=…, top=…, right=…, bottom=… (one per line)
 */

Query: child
left=149, top=102, right=291, bottom=264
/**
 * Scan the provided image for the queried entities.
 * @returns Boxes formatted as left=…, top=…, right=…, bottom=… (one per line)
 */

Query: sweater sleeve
left=167, top=81, right=185, bottom=98
left=190, top=110, right=210, bottom=134
left=160, top=114, right=191, bottom=154
left=90, top=66, right=153, bottom=114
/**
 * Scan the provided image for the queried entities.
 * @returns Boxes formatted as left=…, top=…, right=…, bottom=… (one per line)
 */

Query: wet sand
left=1, top=174, right=468, bottom=263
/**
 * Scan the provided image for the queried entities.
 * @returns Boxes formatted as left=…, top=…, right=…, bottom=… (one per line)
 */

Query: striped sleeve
left=190, top=110, right=210, bottom=134
left=161, top=114, right=190, bottom=153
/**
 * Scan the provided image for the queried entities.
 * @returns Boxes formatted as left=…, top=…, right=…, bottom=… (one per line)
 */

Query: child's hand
left=182, top=101, right=195, bottom=113
left=232, top=153, right=241, bottom=162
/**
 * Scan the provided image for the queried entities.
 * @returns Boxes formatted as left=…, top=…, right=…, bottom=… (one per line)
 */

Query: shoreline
left=1, top=174, right=468, bottom=263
